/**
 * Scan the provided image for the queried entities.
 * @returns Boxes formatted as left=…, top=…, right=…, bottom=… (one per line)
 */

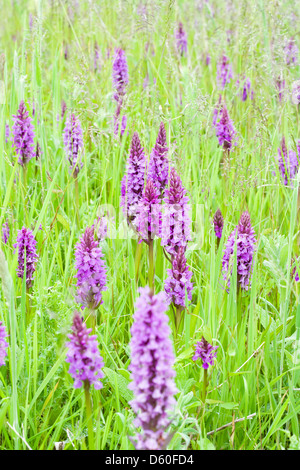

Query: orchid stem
left=84, top=381, right=95, bottom=450
left=75, top=177, right=80, bottom=226
left=135, top=240, right=143, bottom=284
left=148, top=240, right=154, bottom=291
left=202, top=368, right=208, bottom=404
left=87, top=308, right=96, bottom=335
left=26, top=287, right=31, bottom=325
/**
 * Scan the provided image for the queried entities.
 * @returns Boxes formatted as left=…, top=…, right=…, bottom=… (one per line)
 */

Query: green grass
left=0, top=0, right=299, bottom=451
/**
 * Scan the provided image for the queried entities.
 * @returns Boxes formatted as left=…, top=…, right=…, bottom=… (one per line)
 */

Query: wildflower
left=205, top=54, right=211, bottom=66
left=277, top=136, right=299, bottom=186
left=129, top=287, right=178, bottom=450
left=136, top=179, right=161, bottom=243
left=213, top=98, right=237, bottom=151
left=276, top=76, right=285, bottom=103
left=93, top=214, right=114, bottom=242
left=164, top=247, right=193, bottom=308
left=66, top=311, right=104, bottom=390
left=112, top=48, right=128, bottom=103
left=291, top=80, right=300, bottom=105
left=175, top=22, right=187, bottom=56
left=2, top=220, right=9, bottom=245
left=193, top=336, right=218, bottom=369
left=63, top=113, right=84, bottom=177
left=161, top=168, right=191, bottom=257
left=148, top=122, right=169, bottom=196
left=239, top=77, right=254, bottom=101
left=5, top=123, right=10, bottom=144
left=14, top=227, right=38, bottom=289
left=74, top=227, right=107, bottom=310
left=222, top=211, right=256, bottom=291
left=217, top=54, right=233, bottom=89
left=12, top=100, right=35, bottom=166
left=213, top=208, right=224, bottom=239
left=285, top=38, right=298, bottom=66
left=120, top=132, right=146, bottom=223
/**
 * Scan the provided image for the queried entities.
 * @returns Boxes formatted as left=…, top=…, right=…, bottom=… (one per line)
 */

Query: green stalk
left=21, top=166, right=29, bottom=225
left=84, top=381, right=95, bottom=450
left=87, top=308, right=96, bottom=335
left=148, top=239, right=154, bottom=291
left=26, top=287, right=31, bottom=325
left=134, top=240, right=143, bottom=284
left=23, top=165, right=27, bottom=193
left=202, top=368, right=208, bottom=404
left=74, top=176, right=80, bottom=226
left=197, top=367, right=208, bottom=430
left=200, top=369, right=208, bottom=436
left=175, top=305, right=183, bottom=335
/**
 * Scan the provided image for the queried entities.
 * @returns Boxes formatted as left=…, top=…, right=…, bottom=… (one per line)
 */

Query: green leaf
left=198, top=437, right=215, bottom=450
left=218, top=402, right=239, bottom=410
left=56, top=214, right=70, bottom=231
left=103, top=367, right=133, bottom=402
left=175, top=346, right=193, bottom=363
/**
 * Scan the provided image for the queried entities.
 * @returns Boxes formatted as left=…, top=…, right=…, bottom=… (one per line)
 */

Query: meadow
left=0, top=0, right=299, bottom=451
